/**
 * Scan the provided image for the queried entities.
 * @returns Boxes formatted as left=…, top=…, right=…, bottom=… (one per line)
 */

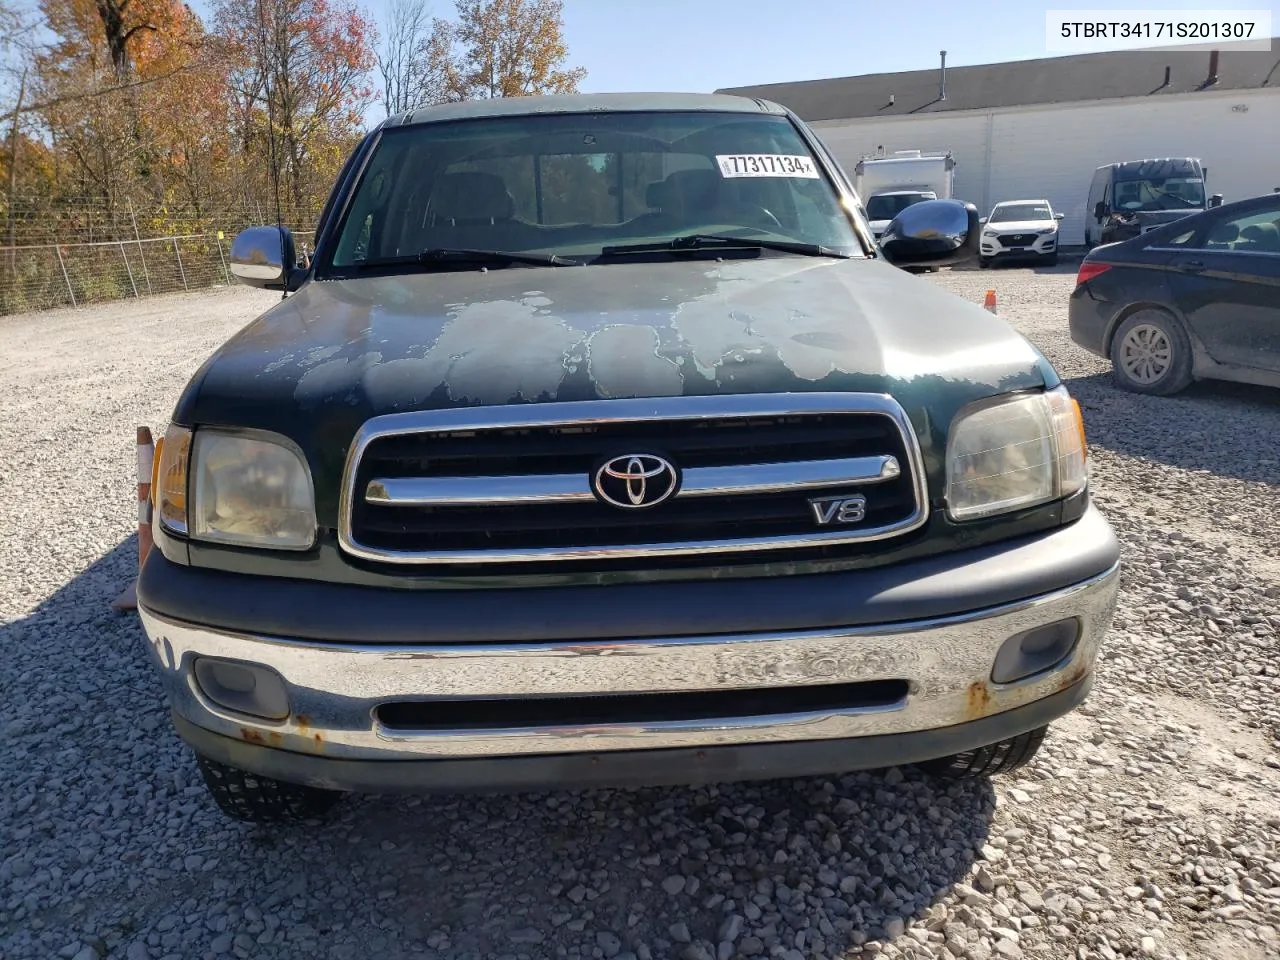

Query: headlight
left=156, top=424, right=192, bottom=535
left=156, top=425, right=316, bottom=549
left=946, top=386, right=1087, bottom=521
left=1038, top=227, right=1058, bottom=235
left=982, top=230, right=997, bottom=238
left=192, top=430, right=316, bottom=549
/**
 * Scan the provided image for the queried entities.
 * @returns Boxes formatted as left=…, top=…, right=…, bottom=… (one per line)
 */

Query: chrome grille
left=338, top=394, right=928, bottom=565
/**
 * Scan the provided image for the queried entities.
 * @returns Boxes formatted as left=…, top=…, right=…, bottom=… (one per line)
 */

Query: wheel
left=1045, top=253, right=1059, bottom=266
left=917, top=725, right=1048, bottom=779
left=195, top=753, right=343, bottom=824
left=1108, top=309, right=1193, bottom=396
left=978, top=257, right=990, bottom=269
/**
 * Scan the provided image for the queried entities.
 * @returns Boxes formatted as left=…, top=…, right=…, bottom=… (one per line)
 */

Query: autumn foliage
left=1, top=0, right=586, bottom=293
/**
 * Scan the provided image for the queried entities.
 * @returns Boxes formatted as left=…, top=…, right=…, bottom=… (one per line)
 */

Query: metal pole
left=129, top=199, right=152, bottom=295
left=55, top=244, right=76, bottom=307
left=215, top=234, right=230, bottom=284
left=172, top=237, right=188, bottom=290
left=119, top=241, right=138, bottom=298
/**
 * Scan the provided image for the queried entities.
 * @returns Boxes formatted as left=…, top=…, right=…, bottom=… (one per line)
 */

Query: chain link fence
left=1, top=199, right=321, bottom=316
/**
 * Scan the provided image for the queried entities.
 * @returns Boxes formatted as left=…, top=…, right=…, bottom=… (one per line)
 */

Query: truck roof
left=379, top=93, right=790, bottom=129
left=857, top=152, right=953, bottom=164
left=1098, top=158, right=1203, bottom=178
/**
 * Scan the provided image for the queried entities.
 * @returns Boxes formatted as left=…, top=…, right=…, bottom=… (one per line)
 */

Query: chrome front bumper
left=138, top=562, right=1119, bottom=764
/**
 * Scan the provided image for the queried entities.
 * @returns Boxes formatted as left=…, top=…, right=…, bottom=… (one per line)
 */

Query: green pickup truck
left=136, top=93, right=1120, bottom=823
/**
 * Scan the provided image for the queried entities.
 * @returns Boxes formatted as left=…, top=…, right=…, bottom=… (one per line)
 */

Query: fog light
left=990, top=620, right=1080, bottom=685
left=193, top=657, right=290, bottom=720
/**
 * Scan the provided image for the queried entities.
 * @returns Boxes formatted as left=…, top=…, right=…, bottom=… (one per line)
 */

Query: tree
left=376, top=0, right=430, bottom=116
left=92, top=0, right=158, bottom=78
left=424, top=0, right=585, bottom=104
left=216, top=0, right=376, bottom=213
left=33, top=0, right=212, bottom=210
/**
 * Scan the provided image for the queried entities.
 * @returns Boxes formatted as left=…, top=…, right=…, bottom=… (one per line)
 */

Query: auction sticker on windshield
left=716, top=155, right=820, bottom=178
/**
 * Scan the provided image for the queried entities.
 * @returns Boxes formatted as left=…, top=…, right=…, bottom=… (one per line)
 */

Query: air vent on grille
left=338, top=394, right=927, bottom=565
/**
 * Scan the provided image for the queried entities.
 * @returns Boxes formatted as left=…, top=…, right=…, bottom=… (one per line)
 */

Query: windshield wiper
left=420, top=247, right=579, bottom=266
left=598, top=234, right=847, bottom=259
left=355, top=248, right=579, bottom=271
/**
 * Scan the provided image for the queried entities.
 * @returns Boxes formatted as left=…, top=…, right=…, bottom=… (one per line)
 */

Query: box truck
left=854, top=151, right=957, bottom=240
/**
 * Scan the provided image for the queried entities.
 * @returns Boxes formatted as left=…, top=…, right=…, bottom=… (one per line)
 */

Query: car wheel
left=978, top=257, right=990, bottom=268
left=917, top=725, right=1048, bottom=779
left=195, top=753, right=343, bottom=824
left=1109, top=310, right=1193, bottom=396
left=1045, top=253, right=1059, bottom=266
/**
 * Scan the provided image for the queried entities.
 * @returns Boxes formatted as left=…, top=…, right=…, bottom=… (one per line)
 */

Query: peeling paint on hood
left=176, top=254, right=1051, bottom=520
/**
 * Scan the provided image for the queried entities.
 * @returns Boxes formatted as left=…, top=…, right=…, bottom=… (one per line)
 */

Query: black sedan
left=1068, top=191, right=1280, bottom=395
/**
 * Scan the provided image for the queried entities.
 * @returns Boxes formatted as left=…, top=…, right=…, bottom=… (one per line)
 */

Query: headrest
left=428, top=172, right=515, bottom=222
left=1240, top=222, right=1280, bottom=247
left=644, top=169, right=721, bottom=213
left=1207, top=222, right=1239, bottom=243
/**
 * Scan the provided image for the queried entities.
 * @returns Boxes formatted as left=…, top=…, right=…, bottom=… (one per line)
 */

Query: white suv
left=979, top=199, right=1065, bottom=267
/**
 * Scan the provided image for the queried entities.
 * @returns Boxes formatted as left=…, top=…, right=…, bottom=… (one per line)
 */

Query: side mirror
left=230, top=226, right=305, bottom=292
left=1055, top=212, right=1065, bottom=221
left=1209, top=194, right=1223, bottom=208
left=1093, top=201, right=1107, bottom=220
left=978, top=216, right=988, bottom=224
left=878, top=198, right=980, bottom=268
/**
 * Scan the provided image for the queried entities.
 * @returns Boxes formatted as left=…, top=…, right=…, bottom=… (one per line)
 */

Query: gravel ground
left=2, top=271, right=1278, bottom=960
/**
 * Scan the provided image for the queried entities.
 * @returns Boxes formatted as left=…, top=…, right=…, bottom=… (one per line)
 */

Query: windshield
left=865, top=193, right=931, bottom=221
left=324, top=111, right=863, bottom=273
left=1113, top=177, right=1206, bottom=212
left=990, top=202, right=1052, bottom=222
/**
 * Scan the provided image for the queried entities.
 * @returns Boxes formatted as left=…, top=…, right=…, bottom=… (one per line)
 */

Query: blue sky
left=554, top=0, right=1276, bottom=94
left=172, top=0, right=1278, bottom=125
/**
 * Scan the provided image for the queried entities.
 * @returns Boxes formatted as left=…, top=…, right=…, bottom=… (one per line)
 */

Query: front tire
left=917, top=725, right=1048, bottom=779
left=1109, top=309, right=1193, bottom=396
left=978, top=257, right=990, bottom=269
left=195, top=753, right=343, bottom=824
left=1045, top=253, right=1059, bottom=266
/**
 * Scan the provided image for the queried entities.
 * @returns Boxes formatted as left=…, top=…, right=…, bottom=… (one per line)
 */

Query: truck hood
left=177, top=256, right=1052, bottom=517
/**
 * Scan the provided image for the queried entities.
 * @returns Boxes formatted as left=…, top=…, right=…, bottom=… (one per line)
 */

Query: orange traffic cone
left=983, top=289, right=997, bottom=314
left=112, top=426, right=156, bottom=612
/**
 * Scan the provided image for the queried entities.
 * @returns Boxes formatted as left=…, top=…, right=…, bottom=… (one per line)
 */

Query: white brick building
left=717, top=41, right=1280, bottom=245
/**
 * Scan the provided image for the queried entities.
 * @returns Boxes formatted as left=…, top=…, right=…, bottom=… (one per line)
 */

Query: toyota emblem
left=592, top=454, right=679, bottom=509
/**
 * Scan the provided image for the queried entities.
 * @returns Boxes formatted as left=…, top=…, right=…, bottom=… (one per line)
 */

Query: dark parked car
left=136, top=93, right=1120, bottom=824
left=1069, top=191, right=1280, bottom=396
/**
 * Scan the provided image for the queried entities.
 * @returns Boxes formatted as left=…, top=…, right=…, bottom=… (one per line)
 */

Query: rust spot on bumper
left=965, top=681, right=993, bottom=720
left=1059, top=662, right=1090, bottom=692
left=239, top=727, right=282, bottom=746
